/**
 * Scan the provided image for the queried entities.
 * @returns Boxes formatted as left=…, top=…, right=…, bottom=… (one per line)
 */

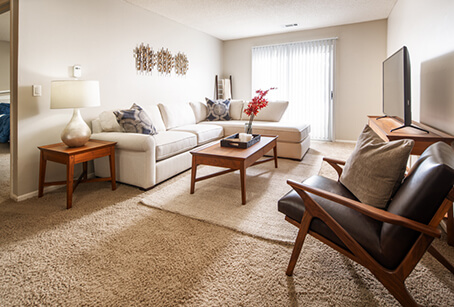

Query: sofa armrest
left=91, top=132, right=156, bottom=152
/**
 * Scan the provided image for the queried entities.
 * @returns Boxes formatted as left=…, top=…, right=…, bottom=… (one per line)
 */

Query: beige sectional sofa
left=91, top=100, right=311, bottom=189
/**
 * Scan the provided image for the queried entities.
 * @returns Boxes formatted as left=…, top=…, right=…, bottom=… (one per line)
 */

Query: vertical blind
left=252, top=39, right=335, bottom=140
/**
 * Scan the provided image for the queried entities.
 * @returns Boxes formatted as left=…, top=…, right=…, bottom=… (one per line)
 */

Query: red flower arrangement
left=244, top=87, right=276, bottom=134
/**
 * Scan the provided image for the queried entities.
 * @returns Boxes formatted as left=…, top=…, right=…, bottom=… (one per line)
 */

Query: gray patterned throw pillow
left=205, top=98, right=231, bottom=121
left=114, top=103, right=158, bottom=135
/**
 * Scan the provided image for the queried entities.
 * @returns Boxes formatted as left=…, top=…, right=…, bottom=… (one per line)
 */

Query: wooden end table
left=190, top=135, right=278, bottom=205
left=38, top=139, right=117, bottom=209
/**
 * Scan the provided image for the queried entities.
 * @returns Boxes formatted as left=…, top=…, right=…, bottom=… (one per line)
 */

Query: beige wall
left=223, top=20, right=387, bottom=141
left=14, top=0, right=222, bottom=198
left=388, top=0, right=454, bottom=134
left=0, top=41, right=8, bottom=91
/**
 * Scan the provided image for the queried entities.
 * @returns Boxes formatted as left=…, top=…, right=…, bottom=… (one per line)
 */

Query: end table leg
left=83, top=162, right=88, bottom=181
left=66, top=157, right=75, bottom=209
left=190, top=156, right=197, bottom=194
left=109, top=149, right=117, bottom=191
left=38, top=151, right=46, bottom=198
left=448, top=202, right=453, bottom=246
left=240, top=166, right=246, bottom=205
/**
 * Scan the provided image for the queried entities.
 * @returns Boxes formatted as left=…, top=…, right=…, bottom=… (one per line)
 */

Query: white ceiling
left=0, top=11, right=9, bottom=42
left=126, top=0, right=398, bottom=41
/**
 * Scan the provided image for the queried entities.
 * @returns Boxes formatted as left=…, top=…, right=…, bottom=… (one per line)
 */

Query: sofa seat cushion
left=202, top=120, right=310, bottom=143
left=278, top=175, right=383, bottom=266
left=171, top=124, right=223, bottom=145
left=153, top=131, right=197, bottom=161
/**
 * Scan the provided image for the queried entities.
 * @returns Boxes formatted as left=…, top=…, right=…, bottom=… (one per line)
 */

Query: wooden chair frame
left=285, top=157, right=454, bottom=306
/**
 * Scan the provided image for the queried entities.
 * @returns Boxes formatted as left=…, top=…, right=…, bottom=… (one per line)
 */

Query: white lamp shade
left=51, top=80, right=100, bottom=109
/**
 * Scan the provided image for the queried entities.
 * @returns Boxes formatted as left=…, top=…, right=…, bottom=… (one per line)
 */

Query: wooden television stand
left=368, top=115, right=454, bottom=246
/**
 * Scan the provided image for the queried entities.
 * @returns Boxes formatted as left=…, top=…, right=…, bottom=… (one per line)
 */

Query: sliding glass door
left=252, top=39, right=335, bottom=140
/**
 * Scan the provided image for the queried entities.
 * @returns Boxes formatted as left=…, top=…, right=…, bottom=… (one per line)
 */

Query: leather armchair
left=278, top=141, right=454, bottom=306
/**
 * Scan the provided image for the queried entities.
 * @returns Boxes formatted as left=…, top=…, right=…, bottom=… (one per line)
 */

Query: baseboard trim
left=10, top=172, right=96, bottom=202
left=332, top=139, right=356, bottom=144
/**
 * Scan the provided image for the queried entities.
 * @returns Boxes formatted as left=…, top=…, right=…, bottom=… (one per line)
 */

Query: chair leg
left=286, top=213, right=312, bottom=276
left=428, top=245, right=454, bottom=274
left=376, top=275, right=419, bottom=307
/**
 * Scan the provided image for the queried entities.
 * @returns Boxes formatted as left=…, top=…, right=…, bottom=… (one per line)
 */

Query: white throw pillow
left=99, top=110, right=123, bottom=132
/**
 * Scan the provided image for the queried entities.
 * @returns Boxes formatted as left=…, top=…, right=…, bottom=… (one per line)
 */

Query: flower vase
left=245, top=114, right=254, bottom=134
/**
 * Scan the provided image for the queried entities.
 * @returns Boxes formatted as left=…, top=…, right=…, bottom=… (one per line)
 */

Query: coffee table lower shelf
left=190, top=135, right=278, bottom=205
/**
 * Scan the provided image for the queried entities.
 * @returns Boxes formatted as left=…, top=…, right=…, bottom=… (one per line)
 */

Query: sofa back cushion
left=158, top=103, right=196, bottom=130
left=141, top=104, right=166, bottom=132
left=241, top=100, right=289, bottom=122
left=229, top=100, right=244, bottom=120
left=190, top=101, right=208, bottom=123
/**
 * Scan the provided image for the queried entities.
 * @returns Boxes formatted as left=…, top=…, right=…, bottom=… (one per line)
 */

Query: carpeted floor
left=0, top=141, right=453, bottom=306
left=140, top=148, right=324, bottom=243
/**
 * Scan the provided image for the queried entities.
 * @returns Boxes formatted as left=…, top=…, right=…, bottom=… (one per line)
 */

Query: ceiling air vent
left=285, top=23, right=298, bottom=28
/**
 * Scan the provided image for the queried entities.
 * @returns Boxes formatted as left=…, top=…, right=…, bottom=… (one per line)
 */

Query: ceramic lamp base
left=61, top=108, right=91, bottom=147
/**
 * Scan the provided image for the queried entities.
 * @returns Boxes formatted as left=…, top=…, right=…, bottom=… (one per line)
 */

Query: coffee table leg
left=190, top=156, right=197, bottom=194
left=273, top=144, right=278, bottom=168
left=240, top=166, right=246, bottom=205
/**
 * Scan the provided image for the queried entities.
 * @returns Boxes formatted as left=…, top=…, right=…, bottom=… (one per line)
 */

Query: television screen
left=382, top=46, right=411, bottom=126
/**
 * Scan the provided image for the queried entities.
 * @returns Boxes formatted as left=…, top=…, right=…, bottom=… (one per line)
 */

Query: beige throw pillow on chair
left=339, top=125, right=414, bottom=209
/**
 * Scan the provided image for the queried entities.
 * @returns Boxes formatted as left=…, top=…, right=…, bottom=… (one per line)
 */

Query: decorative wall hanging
left=157, top=48, right=174, bottom=75
left=133, top=43, right=189, bottom=76
left=133, top=43, right=156, bottom=74
left=174, top=52, right=189, bottom=76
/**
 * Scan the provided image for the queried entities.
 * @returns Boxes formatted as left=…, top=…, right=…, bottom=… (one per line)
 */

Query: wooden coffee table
left=190, top=135, right=278, bottom=204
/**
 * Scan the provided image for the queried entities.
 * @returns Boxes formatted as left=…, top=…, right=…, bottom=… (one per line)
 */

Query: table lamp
left=51, top=80, right=100, bottom=147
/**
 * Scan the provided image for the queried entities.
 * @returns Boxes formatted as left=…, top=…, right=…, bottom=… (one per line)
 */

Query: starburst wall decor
left=174, top=52, right=189, bottom=76
left=133, top=43, right=189, bottom=76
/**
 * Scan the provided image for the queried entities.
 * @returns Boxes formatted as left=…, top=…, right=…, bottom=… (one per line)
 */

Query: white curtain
left=252, top=39, right=335, bottom=140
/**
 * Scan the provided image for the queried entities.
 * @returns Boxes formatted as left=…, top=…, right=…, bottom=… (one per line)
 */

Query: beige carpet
left=0, top=141, right=453, bottom=306
left=140, top=148, right=324, bottom=243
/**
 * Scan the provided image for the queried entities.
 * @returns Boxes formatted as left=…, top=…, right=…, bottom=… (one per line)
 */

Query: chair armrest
left=287, top=179, right=441, bottom=238
left=323, top=157, right=346, bottom=179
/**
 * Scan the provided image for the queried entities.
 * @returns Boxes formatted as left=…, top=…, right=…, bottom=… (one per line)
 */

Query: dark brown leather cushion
left=278, top=176, right=383, bottom=262
left=380, top=141, right=454, bottom=268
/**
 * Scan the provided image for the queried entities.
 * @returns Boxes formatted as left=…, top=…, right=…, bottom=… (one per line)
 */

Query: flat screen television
left=380, top=46, right=427, bottom=133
